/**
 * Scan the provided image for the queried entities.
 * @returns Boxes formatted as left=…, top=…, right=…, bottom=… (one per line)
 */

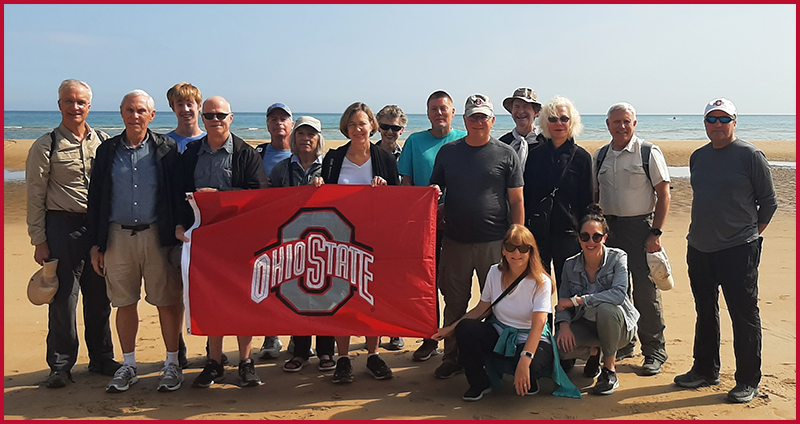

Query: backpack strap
left=49, top=128, right=107, bottom=159
left=640, top=141, right=653, bottom=186
left=594, top=144, right=610, bottom=183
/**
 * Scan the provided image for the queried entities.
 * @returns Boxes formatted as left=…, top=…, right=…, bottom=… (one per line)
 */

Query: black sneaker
left=332, top=357, right=354, bottom=384
left=727, top=383, right=760, bottom=403
left=525, top=378, right=540, bottom=396
left=88, top=358, right=123, bottom=376
left=591, top=367, right=619, bottom=395
left=366, top=355, right=393, bottom=380
left=205, top=342, right=230, bottom=366
left=178, top=334, right=189, bottom=369
left=45, top=370, right=72, bottom=388
left=386, top=337, right=405, bottom=351
left=238, top=358, right=261, bottom=387
left=462, top=385, right=492, bottom=401
left=641, top=357, right=663, bottom=376
left=674, top=370, right=720, bottom=388
left=192, top=359, right=225, bottom=388
left=583, top=352, right=601, bottom=379
left=412, top=339, right=440, bottom=361
left=434, top=361, right=464, bottom=379
left=615, top=343, right=635, bottom=361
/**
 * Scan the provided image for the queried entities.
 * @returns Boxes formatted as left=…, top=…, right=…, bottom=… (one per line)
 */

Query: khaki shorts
left=104, top=223, right=182, bottom=307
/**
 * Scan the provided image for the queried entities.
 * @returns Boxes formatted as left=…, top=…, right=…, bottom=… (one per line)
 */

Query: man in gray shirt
left=674, top=98, right=777, bottom=404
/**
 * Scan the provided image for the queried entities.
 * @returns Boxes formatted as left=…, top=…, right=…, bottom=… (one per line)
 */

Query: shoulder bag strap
left=477, top=271, right=528, bottom=321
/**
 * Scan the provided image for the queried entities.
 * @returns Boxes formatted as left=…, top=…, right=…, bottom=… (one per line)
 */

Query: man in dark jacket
left=87, top=90, right=184, bottom=393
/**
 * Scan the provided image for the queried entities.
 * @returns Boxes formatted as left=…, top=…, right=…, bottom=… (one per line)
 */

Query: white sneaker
left=157, top=363, right=184, bottom=392
left=258, top=336, right=283, bottom=359
left=106, top=365, right=138, bottom=393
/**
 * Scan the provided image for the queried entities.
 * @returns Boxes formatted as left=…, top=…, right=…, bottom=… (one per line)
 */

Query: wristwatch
left=650, top=228, right=663, bottom=236
left=521, top=350, right=535, bottom=359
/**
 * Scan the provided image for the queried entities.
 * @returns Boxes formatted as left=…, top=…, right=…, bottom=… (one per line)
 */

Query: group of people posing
left=27, top=79, right=776, bottom=405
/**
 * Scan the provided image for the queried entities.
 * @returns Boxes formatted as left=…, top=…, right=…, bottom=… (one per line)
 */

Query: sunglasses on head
left=379, top=123, right=403, bottom=132
left=202, top=112, right=230, bottom=120
left=503, top=243, right=532, bottom=253
left=704, top=116, right=734, bottom=124
left=547, top=115, right=570, bottom=123
left=579, top=232, right=605, bottom=243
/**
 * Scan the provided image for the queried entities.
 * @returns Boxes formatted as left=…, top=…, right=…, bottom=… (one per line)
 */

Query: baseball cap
left=267, top=103, right=292, bottom=118
left=464, top=94, right=494, bottom=117
left=703, top=98, right=737, bottom=118
left=502, top=87, right=542, bottom=114
left=28, top=258, right=59, bottom=306
left=647, top=247, right=675, bottom=291
left=294, top=116, right=321, bottom=132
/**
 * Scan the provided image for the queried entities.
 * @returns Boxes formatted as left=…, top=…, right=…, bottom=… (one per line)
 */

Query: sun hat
left=267, top=103, right=292, bottom=119
left=294, top=116, right=322, bottom=133
left=464, top=94, right=494, bottom=117
left=703, top=98, right=737, bottom=119
left=647, top=247, right=674, bottom=291
left=502, top=87, right=542, bottom=114
left=28, top=258, right=59, bottom=305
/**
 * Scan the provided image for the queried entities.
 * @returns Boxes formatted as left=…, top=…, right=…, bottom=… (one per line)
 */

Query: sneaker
left=88, top=358, right=122, bottom=376
left=591, top=367, right=619, bottom=395
left=238, top=358, right=261, bottom=387
left=434, top=361, right=464, bottom=379
left=615, top=343, right=635, bottom=361
left=331, top=357, right=354, bottom=384
left=366, top=355, right=394, bottom=380
left=412, top=339, right=440, bottom=362
left=526, top=378, right=540, bottom=396
left=583, top=352, right=601, bottom=379
left=674, top=370, right=720, bottom=388
left=462, top=385, right=492, bottom=401
left=192, top=359, right=225, bottom=388
left=178, top=334, right=189, bottom=369
left=386, top=337, right=405, bottom=351
left=157, top=363, right=184, bottom=392
left=727, top=383, right=760, bottom=403
left=641, top=357, right=663, bottom=376
left=258, top=336, right=283, bottom=360
left=45, top=370, right=72, bottom=388
left=106, top=365, right=138, bottom=393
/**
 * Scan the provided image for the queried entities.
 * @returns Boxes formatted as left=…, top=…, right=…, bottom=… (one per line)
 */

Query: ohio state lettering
left=251, top=208, right=374, bottom=315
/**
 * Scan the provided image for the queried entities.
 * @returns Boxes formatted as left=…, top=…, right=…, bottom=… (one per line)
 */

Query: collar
left=572, top=245, right=609, bottom=274
left=121, top=130, right=150, bottom=150
left=512, top=127, right=538, bottom=140
left=617, top=134, right=642, bottom=153
left=291, top=154, right=323, bottom=166
left=199, top=134, right=233, bottom=155
left=56, top=122, right=92, bottom=143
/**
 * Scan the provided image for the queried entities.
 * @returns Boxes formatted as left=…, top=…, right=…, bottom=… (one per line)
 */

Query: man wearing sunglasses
left=593, top=102, right=671, bottom=376
left=674, top=98, right=777, bottom=404
left=428, top=94, right=524, bottom=379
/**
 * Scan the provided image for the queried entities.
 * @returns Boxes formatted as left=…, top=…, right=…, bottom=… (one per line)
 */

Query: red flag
left=182, top=185, right=438, bottom=338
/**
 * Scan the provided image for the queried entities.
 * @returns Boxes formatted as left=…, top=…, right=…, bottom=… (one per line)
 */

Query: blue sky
left=4, top=4, right=796, bottom=114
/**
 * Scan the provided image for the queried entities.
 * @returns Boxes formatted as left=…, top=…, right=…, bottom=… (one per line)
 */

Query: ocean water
left=4, top=111, right=796, bottom=142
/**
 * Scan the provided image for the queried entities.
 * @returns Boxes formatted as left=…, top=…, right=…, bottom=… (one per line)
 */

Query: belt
left=120, top=223, right=151, bottom=236
left=605, top=213, right=653, bottom=221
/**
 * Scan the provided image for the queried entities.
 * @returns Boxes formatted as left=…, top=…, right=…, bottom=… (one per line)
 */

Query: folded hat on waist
left=28, top=258, right=59, bottom=305
left=647, top=248, right=674, bottom=291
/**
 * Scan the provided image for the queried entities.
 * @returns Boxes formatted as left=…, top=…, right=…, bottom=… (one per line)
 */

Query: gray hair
left=120, top=89, right=155, bottom=111
left=607, top=102, right=637, bottom=120
left=375, top=105, right=408, bottom=126
left=539, top=96, right=584, bottom=140
left=58, top=79, right=93, bottom=103
left=289, top=126, right=325, bottom=157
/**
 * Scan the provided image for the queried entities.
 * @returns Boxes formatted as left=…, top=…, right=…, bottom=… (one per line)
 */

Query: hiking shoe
left=88, top=358, right=122, bottom=376
left=386, top=337, right=405, bottom=351
left=331, top=357, right=354, bottom=384
left=526, top=378, right=540, bottom=396
left=583, top=352, right=601, bottom=379
left=674, top=370, right=720, bottom=388
left=591, top=367, right=619, bottom=395
left=641, top=357, right=663, bottom=376
left=192, top=359, right=225, bottom=388
left=434, top=361, right=464, bottom=379
left=412, top=339, right=440, bottom=361
left=462, top=385, right=492, bottom=401
left=238, top=358, right=261, bottom=387
left=178, top=334, right=189, bottom=369
left=106, top=365, right=138, bottom=393
left=258, top=336, right=283, bottom=360
left=615, top=343, right=635, bottom=361
left=727, top=383, right=760, bottom=403
left=366, top=355, right=394, bottom=380
left=45, top=370, right=72, bottom=388
left=157, top=363, right=184, bottom=392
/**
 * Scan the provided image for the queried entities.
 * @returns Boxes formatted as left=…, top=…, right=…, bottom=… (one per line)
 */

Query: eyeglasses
left=705, top=116, right=734, bottom=124
left=466, top=114, right=491, bottom=123
left=547, top=115, right=570, bottom=123
left=578, top=232, right=605, bottom=243
left=59, top=99, right=89, bottom=109
left=379, top=123, right=403, bottom=132
left=202, top=112, right=230, bottom=120
left=503, top=243, right=532, bottom=253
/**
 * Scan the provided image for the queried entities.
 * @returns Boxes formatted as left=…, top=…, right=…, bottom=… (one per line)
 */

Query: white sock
left=368, top=352, right=379, bottom=357
left=336, top=354, right=349, bottom=361
left=123, top=352, right=136, bottom=368
left=165, top=351, right=179, bottom=367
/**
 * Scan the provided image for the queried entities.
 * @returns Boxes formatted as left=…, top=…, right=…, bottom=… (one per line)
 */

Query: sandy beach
left=4, top=138, right=796, bottom=419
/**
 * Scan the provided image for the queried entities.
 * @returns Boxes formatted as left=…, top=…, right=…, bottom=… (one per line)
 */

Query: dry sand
left=3, top=138, right=796, bottom=419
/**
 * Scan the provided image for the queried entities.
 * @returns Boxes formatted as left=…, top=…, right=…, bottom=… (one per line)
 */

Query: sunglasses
left=704, top=116, right=734, bottom=124
left=578, top=232, right=605, bottom=243
left=466, top=114, right=491, bottom=122
left=379, top=123, right=403, bottom=132
left=202, top=112, right=230, bottom=121
left=503, top=243, right=532, bottom=253
left=547, top=115, right=570, bottom=123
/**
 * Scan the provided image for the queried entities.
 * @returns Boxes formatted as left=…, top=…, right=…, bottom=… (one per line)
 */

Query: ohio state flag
left=181, top=185, right=438, bottom=337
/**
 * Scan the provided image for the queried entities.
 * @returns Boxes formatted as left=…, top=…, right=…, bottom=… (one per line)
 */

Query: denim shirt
left=109, top=133, right=158, bottom=225
left=555, top=246, right=640, bottom=332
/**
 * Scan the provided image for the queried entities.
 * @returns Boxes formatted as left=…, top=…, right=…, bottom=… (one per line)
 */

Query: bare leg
left=207, top=336, right=224, bottom=363
left=237, top=336, right=253, bottom=362
left=335, top=336, right=351, bottom=356
left=157, top=304, right=181, bottom=352
left=365, top=336, right=380, bottom=354
left=116, top=304, right=139, bottom=353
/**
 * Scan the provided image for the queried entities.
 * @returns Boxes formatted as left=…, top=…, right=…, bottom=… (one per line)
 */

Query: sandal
left=283, top=357, right=309, bottom=373
left=318, top=355, right=336, bottom=372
